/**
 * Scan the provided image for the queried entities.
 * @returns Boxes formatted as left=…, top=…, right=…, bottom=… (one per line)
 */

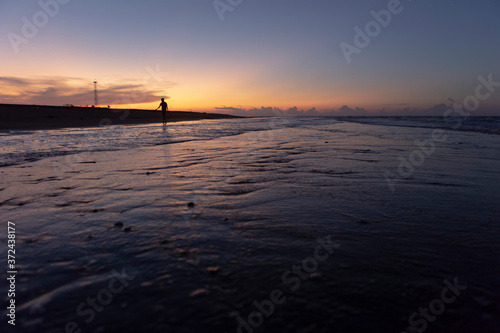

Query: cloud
left=246, top=107, right=286, bottom=117
left=333, top=105, right=369, bottom=116
left=374, top=103, right=458, bottom=116
left=214, top=106, right=245, bottom=113
left=213, top=102, right=500, bottom=117
left=306, top=107, right=319, bottom=115
left=0, top=76, right=175, bottom=106
left=214, top=106, right=289, bottom=117
left=339, top=105, right=353, bottom=113
left=213, top=105, right=373, bottom=117
left=0, top=77, right=32, bottom=86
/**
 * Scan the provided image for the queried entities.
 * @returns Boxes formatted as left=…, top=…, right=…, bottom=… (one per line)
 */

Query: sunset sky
left=1, top=0, right=499, bottom=115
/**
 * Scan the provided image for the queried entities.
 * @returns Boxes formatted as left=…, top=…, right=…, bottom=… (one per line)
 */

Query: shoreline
left=0, top=103, right=243, bottom=131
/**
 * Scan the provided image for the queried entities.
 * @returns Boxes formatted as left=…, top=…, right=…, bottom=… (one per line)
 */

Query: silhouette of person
left=155, top=98, right=169, bottom=125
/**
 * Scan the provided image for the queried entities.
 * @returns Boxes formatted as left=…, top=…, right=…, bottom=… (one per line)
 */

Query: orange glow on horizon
left=0, top=70, right=454, bottom=114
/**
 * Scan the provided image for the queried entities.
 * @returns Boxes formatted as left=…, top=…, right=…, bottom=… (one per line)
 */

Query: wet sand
left=1, top=120, right=499, bottom=333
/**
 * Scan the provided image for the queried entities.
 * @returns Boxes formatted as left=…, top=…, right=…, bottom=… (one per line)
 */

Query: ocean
left=1, top=116, right=499, bottom=333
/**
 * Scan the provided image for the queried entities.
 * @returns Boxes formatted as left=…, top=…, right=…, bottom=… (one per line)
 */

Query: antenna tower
left=93, top=80, right=99, bottom=106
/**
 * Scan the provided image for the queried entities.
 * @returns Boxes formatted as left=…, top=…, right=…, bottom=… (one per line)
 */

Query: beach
left=0, top=104, right=240, bottom=131
left=1, top=117, right=500, bottom=333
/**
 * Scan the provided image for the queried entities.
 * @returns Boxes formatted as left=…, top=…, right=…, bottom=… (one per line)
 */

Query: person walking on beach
left=155, top=98, right=169, bottom=125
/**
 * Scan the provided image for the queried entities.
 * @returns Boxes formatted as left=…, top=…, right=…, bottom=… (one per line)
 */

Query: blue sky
left=1, top=0, right=499, bottom=115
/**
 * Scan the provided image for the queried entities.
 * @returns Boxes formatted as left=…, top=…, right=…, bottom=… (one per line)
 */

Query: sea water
left=1, top=117, right=499, bottom=332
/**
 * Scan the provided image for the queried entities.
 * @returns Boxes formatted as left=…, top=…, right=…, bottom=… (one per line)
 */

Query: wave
left=337, top=116, right=500, bottom=135
left=1, top=116, right=498, bottom=167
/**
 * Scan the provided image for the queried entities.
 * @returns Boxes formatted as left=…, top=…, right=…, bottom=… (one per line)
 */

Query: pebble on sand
left=206, top=266, right=220, bottom=274
left=190, top=288, right=209, bottom=298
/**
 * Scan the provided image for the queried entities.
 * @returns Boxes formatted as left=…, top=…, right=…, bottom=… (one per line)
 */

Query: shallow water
left=1, top=118, right=500, bottom=333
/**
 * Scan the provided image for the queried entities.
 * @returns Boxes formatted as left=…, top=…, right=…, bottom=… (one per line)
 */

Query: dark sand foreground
left=1, top=119, right=499, bottom=332
left=0, top=104, right=240, bottom=130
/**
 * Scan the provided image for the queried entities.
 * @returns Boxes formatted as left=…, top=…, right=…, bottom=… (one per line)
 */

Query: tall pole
left=93, top=80, right=99, bottom=106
